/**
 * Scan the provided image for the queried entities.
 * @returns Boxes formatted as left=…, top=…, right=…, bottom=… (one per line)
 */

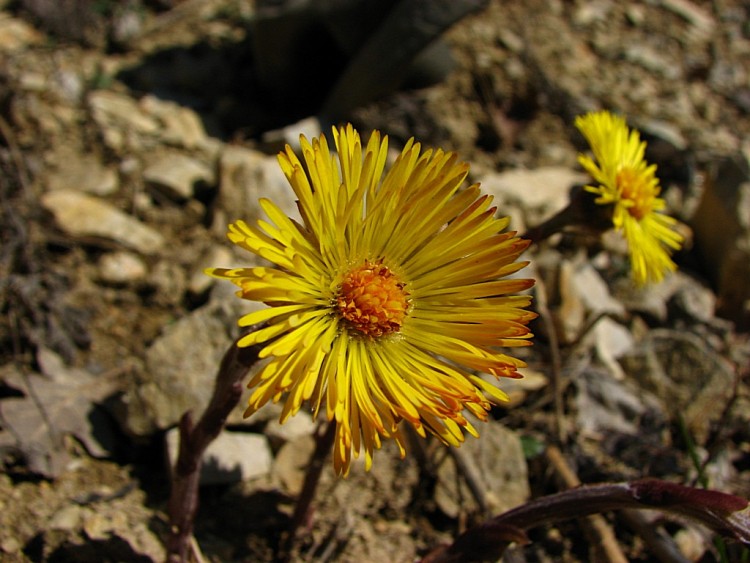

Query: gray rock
left=143, top=153, right=214, bottom=201
left=20, top=0, right=107, bottom=47
left=35, top=485, right=166, bottom=561
left=147, top=260, right=188, bottom=307
left=620, top=329, right=736, bottom=443
left=519, top=8, right=599, bottom=118
left=88, top=88, right=218, bottom=157
left=112, top=7, right=144, bottom=45
left=199, top=277, right=292, bottom=428
left=575, top=365, right=666, bottom=437
left=615, top=270, right=683, bottom=322
left=125, top=304, right=235, bottom=433
left=571, top=260, right=625, bottom=318
left=82, top=509, right=127, bottom=541
left=639, top=119, right=688, bottom=151
left=573, top=2, right=612, bottom=26
left=435, top=421, right=529, bottom=517
left=217, top=145, right=297, bottom=224
left=497, top=27, right=523, bottom=53
left=166, top=428, right=272, bottom=484
left=41, top=189, right=165, bottom=255
left=665, top=273, right=717, bottom=323
left=556, top=256, right=587, bottom=342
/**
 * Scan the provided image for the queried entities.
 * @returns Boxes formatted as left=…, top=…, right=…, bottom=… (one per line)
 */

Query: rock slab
left=41, top=189, right=165, bottom=255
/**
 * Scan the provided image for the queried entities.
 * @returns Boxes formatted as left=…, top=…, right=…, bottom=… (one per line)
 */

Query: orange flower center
left=336, top=260, right=410, bottom=337
left=616, top=167, right=655, bottom=220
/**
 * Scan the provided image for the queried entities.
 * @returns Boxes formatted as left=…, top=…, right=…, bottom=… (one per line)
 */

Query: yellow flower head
left=575, top=110, right=683, bottom=285
left=207, top=124, right=536, bottom=475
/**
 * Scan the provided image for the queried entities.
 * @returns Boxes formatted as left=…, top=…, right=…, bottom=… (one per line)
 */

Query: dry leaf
left=0, top=347, right=123, bottom=476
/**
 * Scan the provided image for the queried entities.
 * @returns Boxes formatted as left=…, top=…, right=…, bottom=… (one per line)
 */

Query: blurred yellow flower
left=575, top=110, right=683, bottom=285
left=207, top=124, right=536, bottom=476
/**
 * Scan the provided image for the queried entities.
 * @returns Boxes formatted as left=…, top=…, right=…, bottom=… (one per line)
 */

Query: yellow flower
left=575, top=110, right=683, bottom=285
left=206, top=125, right=536, bottom=476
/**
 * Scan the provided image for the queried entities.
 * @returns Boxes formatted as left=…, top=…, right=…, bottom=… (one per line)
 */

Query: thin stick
left=531, top=268, right=566, bottom=443
left=546, top=445, right=628, bottom=563
left=448, top=446, right=490, bottom=516
left=619, top=509, right=689, bottom=563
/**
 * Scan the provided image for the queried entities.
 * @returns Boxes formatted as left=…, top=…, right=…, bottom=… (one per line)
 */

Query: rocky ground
left=0, top=0, right=749, bottom=561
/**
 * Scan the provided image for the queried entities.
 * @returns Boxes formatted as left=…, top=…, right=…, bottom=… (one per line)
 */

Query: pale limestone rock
left=218, top=144, right=297, bottom=225
left=143, top=153, right=214, bottom=200
left=48, top=504, right=85, bottom=531
left=671, top=276, right=716, bottom=323
left=89, top=90, right=160, bottom=140
left=593, top=317, right=635, bottom=381
left=492, top=367, right=549, bottom=408
left=41, top=190, right=165, bottom=255
left=265, top=411, right=315, bottom=447
left=98, top=251, right=148, bottom=284
left=82, top=509, right=128, bottom=541
left=140, top=95, right=209, bottom=149
left=660, top=0, right=716, bottom=40
left=166, top=429, right=272, bottom=484
left=188, top=244, right=234, bottom=295
left=261, top=116, right=322, bottom=151
left=558, top=258, right=625, bottom=342
left=46, top=152, right=118, bottom=196
left=0, top=13, right=43, bottom=52
left=478, top=166, right=587, bottom=228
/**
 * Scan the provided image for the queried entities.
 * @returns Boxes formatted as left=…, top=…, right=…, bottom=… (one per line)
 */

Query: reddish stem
left=278, top=420, right=337, bottom=562
left=421, top=479, right=750, bottom=563
left=166, top=336, right=262, bottom=562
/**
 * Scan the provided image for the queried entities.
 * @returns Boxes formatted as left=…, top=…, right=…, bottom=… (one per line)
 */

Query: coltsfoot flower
left=575, top=110, right=684, bottom=285
left=207, top=124, right=536, bottom=475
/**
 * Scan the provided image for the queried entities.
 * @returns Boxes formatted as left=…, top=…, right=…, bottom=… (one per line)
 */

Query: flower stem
left=421, top=479, right=750, bottom=563
left=166, top=335, right=262, bottom=562
left=279, top=420, right=337, bottom=562
left=522, top=185, right=611, bottom=244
